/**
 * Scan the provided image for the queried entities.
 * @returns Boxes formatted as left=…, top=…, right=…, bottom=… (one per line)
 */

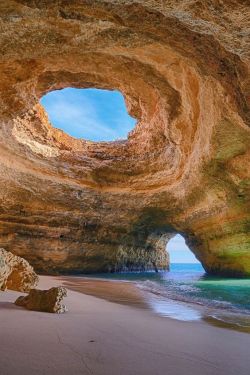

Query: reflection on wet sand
left=59, top=276, right=250, bottom=333
left=60, top=277, right=148, bottom=309
left=203, top=315, right=250, bottom=334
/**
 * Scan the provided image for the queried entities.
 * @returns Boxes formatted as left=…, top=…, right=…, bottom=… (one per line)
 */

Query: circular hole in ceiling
left=40, top=88, right=137, bottom=142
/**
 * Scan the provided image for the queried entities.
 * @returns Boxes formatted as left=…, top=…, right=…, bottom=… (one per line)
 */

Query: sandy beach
left=0, top=275, right=249, bottom=375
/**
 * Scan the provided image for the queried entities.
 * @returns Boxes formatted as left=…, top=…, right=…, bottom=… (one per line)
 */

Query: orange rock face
left=0, top=0, right=249, bottom=276
left=0, top=248, right=38, bottom=292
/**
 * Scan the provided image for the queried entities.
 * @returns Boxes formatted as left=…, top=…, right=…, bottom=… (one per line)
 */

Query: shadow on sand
left=0, top=301, right=22, bottom=311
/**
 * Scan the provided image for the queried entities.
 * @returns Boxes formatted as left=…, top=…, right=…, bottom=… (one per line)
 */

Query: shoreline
left=59, top=274, right=250, bottom=333
left=1, top=275, right=250, bottom=375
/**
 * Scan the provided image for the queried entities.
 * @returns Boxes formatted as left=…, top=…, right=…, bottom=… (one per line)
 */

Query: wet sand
left=0, top=275, right=249, bottom=375
left=60, top=276, right=148, bottom=308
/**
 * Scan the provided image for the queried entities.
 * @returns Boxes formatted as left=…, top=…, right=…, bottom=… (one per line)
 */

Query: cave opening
left=40, top=87, right=137, bottom=142
left=167, top=234, right=204, bottom=271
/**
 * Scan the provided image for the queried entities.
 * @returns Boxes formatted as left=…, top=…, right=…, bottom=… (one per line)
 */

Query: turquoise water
left=84, top=264, right=250, bottom=325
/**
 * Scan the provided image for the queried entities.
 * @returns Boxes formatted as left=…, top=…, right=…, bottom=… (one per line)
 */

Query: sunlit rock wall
left=0, top=0, right=249, bottom=276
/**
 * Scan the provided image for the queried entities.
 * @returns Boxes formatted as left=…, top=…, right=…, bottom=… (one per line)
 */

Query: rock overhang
left=0, top=0, right=249, bottom=276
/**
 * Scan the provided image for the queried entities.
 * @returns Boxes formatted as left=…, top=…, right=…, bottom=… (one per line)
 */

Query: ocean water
left=85, top=263, right=250, bottom=328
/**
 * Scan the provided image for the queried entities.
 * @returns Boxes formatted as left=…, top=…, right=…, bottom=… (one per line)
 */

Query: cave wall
left=0, top=0, right=249, bottom=276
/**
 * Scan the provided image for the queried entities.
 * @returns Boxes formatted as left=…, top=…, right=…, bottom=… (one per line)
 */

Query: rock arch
left=0, top=0, right=249, bottom=276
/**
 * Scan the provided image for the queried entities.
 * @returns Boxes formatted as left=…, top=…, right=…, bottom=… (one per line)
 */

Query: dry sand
left=0, top=275, right=249, bottom=375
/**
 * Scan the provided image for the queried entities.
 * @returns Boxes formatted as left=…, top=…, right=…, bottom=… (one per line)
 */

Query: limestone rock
left=114, top=233, right=170, bottom=272
left=0, top=248, right=38, bottom=292
left=0, top=1, right=249, bottom=276
left=15, top=287, right=68, bottom=314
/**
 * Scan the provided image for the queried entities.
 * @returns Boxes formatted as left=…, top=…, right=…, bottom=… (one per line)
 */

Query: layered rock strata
left=15, top=286, right=67, bottom=313
left=0, top=1, right=249, bottom=276
left=0, top=248, right=38, bottom=292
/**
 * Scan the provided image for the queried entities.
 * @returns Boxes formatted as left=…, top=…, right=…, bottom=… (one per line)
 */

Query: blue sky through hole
left=167, top=234, right=200, bottom=264
left=41, top=88, right=137, bottom=141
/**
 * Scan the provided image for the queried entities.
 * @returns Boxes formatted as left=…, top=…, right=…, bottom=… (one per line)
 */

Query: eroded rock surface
left=0, top=248, right=38, bottom=292
left=15, top=286, right=67, bottom=313
left=0, top=1, right=249, bottom=276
